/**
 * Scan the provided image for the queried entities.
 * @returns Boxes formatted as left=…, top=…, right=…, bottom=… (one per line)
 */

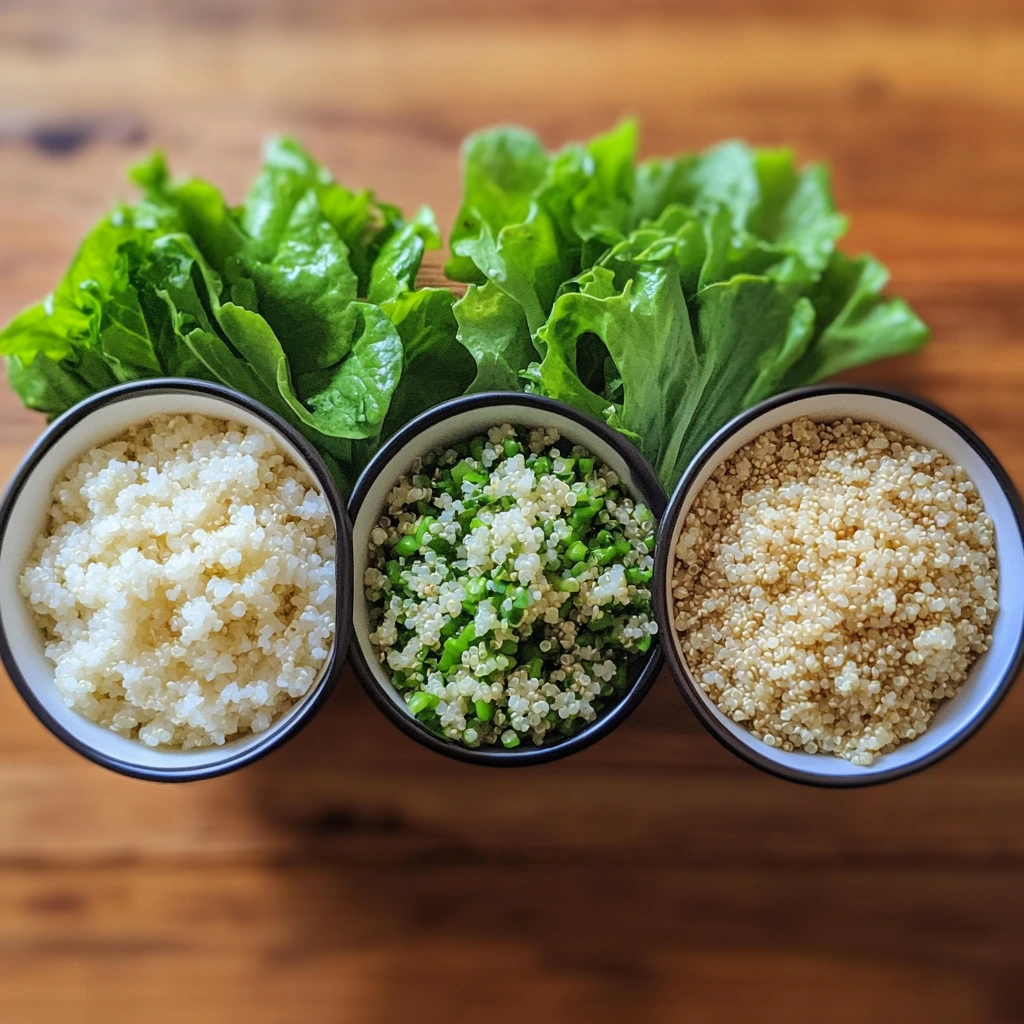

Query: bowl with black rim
left=653, top=384, right=1024, bottom=787
left=349, top=392, right=667, bottom=765
left=0, top=378, right=352, bottom=782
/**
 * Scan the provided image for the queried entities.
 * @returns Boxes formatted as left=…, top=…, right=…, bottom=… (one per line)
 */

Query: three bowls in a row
left=1, top=379, right=1021, bottom=785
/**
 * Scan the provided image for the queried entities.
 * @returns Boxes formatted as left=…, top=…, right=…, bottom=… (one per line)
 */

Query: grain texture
left=1, top=1, right=1023, bottom=1020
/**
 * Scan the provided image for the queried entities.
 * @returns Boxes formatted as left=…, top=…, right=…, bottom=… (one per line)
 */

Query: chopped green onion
left=394, top=533, right=420, bottom=557
left=367, top=426, right=658, bottom=753
left=565, top=540, right=588, bottom=564
left=407, top=691, right=439, bottom=716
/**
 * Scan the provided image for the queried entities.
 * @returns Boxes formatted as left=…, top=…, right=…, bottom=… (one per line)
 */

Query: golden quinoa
left=671, top=417, right=998, bottom=766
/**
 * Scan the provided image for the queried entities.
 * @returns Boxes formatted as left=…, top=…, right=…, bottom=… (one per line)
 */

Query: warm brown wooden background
left=2, top=1, right=1023, bottom=1021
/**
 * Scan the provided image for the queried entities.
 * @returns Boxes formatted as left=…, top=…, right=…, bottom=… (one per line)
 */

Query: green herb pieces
left=364, top=424, right=658, bottom=749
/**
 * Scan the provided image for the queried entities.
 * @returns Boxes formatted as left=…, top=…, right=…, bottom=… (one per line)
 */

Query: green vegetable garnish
left=449, top=121, right=929, bottom=487
left=0, top=139, right=475, bottom=493
left=366, top=425, right=658, bottom=749
left=1, top=123, right=927, bottom=495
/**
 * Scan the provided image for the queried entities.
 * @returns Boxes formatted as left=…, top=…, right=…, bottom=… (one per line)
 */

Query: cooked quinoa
left=20, top=414, right=337, bottom=749
left=671, top=416, right=998, bottom=766
left=364, top=424, right=658, bottom=748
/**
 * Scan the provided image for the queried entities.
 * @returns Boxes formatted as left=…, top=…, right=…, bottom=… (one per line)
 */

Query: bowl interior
left=0, top=388, right=345, bottom=777
left=352, top=401, right=661, bottom=744
left=660, top=392, right=1024, bottom=782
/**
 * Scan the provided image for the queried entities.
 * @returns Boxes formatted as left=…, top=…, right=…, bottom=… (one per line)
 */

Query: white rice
left=19, top=413, right=337, bottom=749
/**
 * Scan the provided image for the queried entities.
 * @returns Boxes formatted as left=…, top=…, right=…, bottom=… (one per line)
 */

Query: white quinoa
left=671, top=417, right=998, bottom=765
left=20, top=414, right=337, bottom=749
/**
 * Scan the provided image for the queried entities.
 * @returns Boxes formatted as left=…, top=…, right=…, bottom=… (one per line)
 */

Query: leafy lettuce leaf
left=447, top=128, right=548, bottom=284
left=368, top=209, right=443, bottom=305
left=529, top=261, right=816, bottom=484
left=782, top=252, right=929, bottom=385
left=380, top=287, right=474, bottom=434
left=451, top=122, right=929, bottom=487
left=449, top=120, right=640, bottom=334
left=1, top=138, right=457, bottom=493
left=454, top=281, right=534, bottom=393
left=1, top=122, right=930, bottom=497
left=240, top=137, right=407, bottom=295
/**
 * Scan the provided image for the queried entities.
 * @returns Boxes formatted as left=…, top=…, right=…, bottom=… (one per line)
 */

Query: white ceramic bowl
left=654, top=386, right=1024, bottom=787
left=0, top=379, right=352, bottom=781
left=349, top=392, right=667, bottom=765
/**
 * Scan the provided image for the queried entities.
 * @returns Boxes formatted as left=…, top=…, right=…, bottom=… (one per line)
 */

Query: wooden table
left=2, top=1, right=1023, bottom=1020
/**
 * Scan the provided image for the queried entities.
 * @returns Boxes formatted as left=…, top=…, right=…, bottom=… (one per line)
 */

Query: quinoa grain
left=20, top=414, right=337, bottom=749
left=671, top=417, right=998, bottom=765
left=366, top=425, right=657, bottom=748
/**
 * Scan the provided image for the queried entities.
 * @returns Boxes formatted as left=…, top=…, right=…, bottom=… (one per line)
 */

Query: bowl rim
left=653, top=383, right=1024, bottom=789
left=0, top=377, right=354, bottom=783
left=348, top=391, right=667, bottom=766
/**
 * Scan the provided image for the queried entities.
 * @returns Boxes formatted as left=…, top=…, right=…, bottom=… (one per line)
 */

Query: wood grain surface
left=2, top=1, right=1023, bottom=1021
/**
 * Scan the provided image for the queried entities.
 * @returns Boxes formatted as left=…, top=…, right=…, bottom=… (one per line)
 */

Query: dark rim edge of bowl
left=653, top=383, right=1024, bottom=789
left=348, top=391, right=667, bottom=766
left=0, top=378, right=355, bottom=783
